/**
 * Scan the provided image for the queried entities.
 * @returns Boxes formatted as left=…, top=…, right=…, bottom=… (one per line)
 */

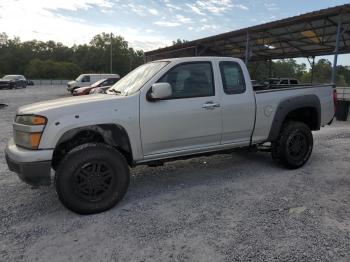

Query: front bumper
left=0, top=83, right=11, bottom=89
left=5, top=139, right=53, bottom=186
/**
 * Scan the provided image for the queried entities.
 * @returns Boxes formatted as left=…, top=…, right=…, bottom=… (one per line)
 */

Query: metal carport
left=145, top=4, right=350, bottom=84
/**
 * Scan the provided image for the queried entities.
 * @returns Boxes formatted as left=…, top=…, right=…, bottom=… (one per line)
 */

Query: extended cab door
left=140, top=61, right=222, bottom=157
left=218, top=60, right=255, bottom=145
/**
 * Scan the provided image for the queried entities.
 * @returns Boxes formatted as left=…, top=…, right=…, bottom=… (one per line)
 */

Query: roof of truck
left=154, top=56, right=242, bottom=62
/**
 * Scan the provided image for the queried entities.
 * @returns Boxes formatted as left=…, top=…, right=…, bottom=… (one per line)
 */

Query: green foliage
left=336, top=65, right=350, bottom=85
left=0, top=32, right=144, bottom=79
left=247, top=61, right=270, bottom=81
left=1, top=31, right=350, bottom=86
left=172, top=39, right=189, bottom=45
left=272, top=59, right=307, bottom=80
left=311, top=59, right=332, bottom=84
left=25, top=59, right=81, bottom=79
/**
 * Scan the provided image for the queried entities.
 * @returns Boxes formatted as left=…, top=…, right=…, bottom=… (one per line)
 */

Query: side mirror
left=149, top=83, right=172, bottom=101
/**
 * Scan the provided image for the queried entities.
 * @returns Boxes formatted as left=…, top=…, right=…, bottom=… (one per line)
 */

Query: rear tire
left=55, top=143, right=130, bottom=214
left=271, top=121, right=313, bottom=169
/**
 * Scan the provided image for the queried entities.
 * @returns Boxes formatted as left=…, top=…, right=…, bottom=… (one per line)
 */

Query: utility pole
left=110, top=33, right=113, bottom=74
left=332, top=16, right=342, bottom=85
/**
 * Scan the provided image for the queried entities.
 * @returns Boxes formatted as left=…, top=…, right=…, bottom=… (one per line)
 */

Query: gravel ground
left=0, top=86, right=350, bottom=262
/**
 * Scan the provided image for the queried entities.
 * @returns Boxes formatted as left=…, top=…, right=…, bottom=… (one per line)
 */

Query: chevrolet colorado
left=5, top=57, right=336, bottom=214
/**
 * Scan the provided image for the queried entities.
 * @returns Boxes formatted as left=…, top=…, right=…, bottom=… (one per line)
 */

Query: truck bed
left=252, top=84, right=335, bottom=143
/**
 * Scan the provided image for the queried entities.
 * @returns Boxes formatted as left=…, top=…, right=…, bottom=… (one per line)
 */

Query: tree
left=272, top=59, right=307, bottom=79
left=0, top=33, right=145, bottom=79
left=337, top=65, right=350, bottom=85
left=312, top=59, right=332, bottom=84
left=25, top=59, right=81, bottom=79
left=172, top=39, right=189, bottom=45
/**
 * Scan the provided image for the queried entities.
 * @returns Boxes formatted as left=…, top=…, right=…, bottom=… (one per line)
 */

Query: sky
left=0, top=0, right=349, bottom=65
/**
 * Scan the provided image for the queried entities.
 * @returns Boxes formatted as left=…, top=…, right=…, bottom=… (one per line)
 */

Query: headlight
left=14, top=115, right=47, bottom=149
left=15, top=115, right=47, bottom=125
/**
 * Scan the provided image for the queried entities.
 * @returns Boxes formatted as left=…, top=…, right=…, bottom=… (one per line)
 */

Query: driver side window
left=157, top=62, right=214, bottom=99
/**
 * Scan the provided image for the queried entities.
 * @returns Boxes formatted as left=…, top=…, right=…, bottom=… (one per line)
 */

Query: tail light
left=333, top=89, right=337, bottom=112
left=333, top=88, right=338, bottom=108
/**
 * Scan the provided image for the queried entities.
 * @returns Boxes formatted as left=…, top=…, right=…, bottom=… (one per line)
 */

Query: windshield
left=108, top=61, right=169, bottom=96
left=75, top=75, right=84, bottom=81
left=3, top=75, right=19, bottom=80
left=269, top=79, right=279, bottom=85
left=91, top=78, right=106, bottom=88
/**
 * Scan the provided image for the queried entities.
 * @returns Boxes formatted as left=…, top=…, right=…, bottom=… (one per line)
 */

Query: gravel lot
left=0, top=86, right=350, bottom=262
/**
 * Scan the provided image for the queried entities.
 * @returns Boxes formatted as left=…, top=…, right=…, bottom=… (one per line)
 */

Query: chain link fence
left=32, top=80, right=70, bottom=86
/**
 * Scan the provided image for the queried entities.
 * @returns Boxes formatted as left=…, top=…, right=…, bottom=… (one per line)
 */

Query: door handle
left=202, top=101, right=220, bottom=110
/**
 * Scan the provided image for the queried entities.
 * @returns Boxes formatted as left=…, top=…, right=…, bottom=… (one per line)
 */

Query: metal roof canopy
left=145, top=4, right=350, bottom=77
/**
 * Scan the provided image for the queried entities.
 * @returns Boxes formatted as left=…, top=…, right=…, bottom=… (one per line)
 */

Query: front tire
left=55, top=143, right=130, bottom=214
left=271, top=121, right=313, bottom=169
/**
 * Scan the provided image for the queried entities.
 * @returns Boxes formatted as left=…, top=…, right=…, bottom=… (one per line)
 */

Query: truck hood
left=17, top=94, right=121, bottom=115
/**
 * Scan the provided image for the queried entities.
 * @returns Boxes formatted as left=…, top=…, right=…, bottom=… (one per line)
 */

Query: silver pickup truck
left=5, top=57, right=336, bottom=214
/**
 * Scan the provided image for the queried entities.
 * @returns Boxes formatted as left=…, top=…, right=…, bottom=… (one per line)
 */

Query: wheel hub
left=73, top=161, right=114, bottom=201
left=287, top=133, right=307, bottom=158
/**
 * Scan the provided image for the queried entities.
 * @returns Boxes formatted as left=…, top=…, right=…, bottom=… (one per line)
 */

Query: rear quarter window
left=219, top=61, right=246, bottom=94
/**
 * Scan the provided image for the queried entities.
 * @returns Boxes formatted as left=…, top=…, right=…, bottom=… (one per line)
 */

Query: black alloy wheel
left=271, top=121, right=313, bottom=169
left=55, top=143, right=130, bottom=214
left=72, top=161, right=116, bottom=202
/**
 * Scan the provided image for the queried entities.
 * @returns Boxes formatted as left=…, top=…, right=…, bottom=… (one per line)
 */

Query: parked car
left=67, top=73, right=119, bottom=93
left=27, top=80, right=34, bottom=86
left=89, top=86, right=105, bottom=94
left=89, top=82, right=118, bottom=94
left=262, top=78, right=300, bottom=86
left=5, top=57, right=336, bottom=214
left=72, top=77, right=119, bottom=96
left=0, top=75, right=27, bottom=89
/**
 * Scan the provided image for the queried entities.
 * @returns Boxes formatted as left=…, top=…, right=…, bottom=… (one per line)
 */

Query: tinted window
left=219, top=62, right=246, bottom=94
left=82, top=76, right=90, bottom=82
left=290, top=80, right=298, bottom=85
left=100, top=80, right=110, bottom=86
left=107, top=78, right=118, bottom=85
left=280, top=80, right=288, bottom=84
left=158, top=62, right=214, bottom=99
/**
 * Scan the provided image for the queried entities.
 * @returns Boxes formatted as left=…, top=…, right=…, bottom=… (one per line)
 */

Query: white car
left=67, top=73, right=119, bottom=93
left=5, top=57, right=336, bottom=214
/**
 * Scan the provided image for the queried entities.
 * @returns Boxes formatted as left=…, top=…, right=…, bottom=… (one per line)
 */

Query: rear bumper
left=5, top=139, right=53, bottom=186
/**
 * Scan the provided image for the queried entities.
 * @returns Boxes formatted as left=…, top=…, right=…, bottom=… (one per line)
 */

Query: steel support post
left=332, top=17, right=342, bottom=85
left=245, top=31, right=250, bottom=65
